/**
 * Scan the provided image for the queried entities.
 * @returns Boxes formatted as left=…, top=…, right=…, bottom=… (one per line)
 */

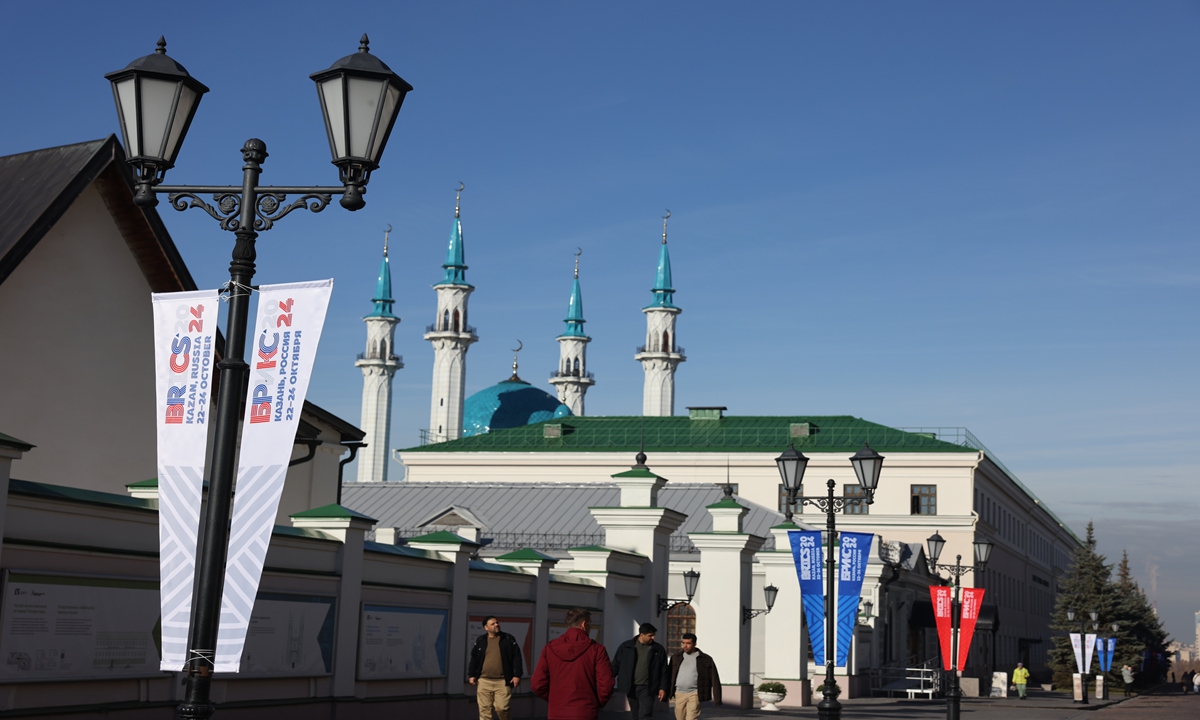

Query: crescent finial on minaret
left=455, top=182, right=464, bottom=218
left=574, top=247, right=582, bottom=279
left=662, top=210, right=670, bottom=244
left=383, top=224, right=392, bottom=257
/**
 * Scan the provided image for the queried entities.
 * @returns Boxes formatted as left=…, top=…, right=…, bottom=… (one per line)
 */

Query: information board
left=228, top=593, right=335, bottom=677
left=357, top=605, right=448, bottom=679
left=0, top=571, right=161, bottom=681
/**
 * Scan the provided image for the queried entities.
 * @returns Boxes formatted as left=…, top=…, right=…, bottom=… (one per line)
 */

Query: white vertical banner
left=1084, top=632, right=1097, bottom=673
left=152, top=290, right=219, bottom=671
left=214, top=280, right=333, bottom=672
left=1070, top=633, right=1083, bottom=674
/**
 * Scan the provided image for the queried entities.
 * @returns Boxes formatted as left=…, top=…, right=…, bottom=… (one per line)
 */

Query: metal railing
left=424, top=323, right=478, bottom=335
left=549, top=370, right=595, bottom=381
left=383, top=527, right=755, bottom=554
left=635, top=345, right=686, bottom=357
left=355, top=352, right=402, bottom=363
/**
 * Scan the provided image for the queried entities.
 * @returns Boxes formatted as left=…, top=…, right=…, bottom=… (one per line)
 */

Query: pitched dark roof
left=0, top=136, right=197, bottom=291
left=0, top=137, right=362, bottom=443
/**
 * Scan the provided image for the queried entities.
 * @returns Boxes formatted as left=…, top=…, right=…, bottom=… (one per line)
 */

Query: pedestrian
left=532, top=608, right=614, bottom=720
left=468, top=616, right=524, bottom=720
left=612, top=623, right=669, bottom=720
left=1181, top=669, right=1189, bottom=694
left=1012, top=662, right=1030, bottom=700
left=1121, top=664, right=1134, bottom=697
left=667, top=632, right=722, bottom=720
left=1191, top=669, right=1199, bottom=695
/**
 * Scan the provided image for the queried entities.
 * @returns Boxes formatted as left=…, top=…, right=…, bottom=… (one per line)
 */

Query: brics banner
left=152, top=289, right=218, bottom=671
left=957, top=587, right=985, bottom=671
left=788, top=530, right=827, bottom=666
left=835, top=532, right=873, bottom=667
left=930, top=586, right=954, bottom=670
left=214, top=280, right=333, bottom=672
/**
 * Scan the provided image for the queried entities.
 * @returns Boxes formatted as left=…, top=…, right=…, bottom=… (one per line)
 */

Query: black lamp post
left=775, top=443, right=884, bottom=720
left=658, top=568, right=701, bottom=614
left=925, top=532, right=994, bottom=720
left=106, top=36, right=409, bottom=720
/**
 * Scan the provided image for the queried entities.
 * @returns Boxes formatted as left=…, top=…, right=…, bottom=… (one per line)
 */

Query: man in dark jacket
left=667, top=633, right=721, bottom=720
left=532, top=608, right=614, bottom=720
left=612, top=623, right=670, bottom=720
left=468, top=616, right=524, bottom=720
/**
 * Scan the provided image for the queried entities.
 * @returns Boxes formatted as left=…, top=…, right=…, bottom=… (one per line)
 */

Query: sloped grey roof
left=342, top=481, right=795, bottom=551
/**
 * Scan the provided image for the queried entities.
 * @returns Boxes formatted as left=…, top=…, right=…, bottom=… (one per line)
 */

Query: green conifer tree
left=1111, top=550, right=1171, bottom=687
left=1048, top=522, right=1119, bottom=690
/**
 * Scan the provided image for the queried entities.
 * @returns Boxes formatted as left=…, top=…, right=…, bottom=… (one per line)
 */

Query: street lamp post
left=775, top=443, right=885, bottom=720
left=925, top=532, right=993, bottom=720
left=105, top=36, right=410, bottom=720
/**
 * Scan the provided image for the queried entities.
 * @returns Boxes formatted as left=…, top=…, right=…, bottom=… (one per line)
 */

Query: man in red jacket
left=532, top=608, right=614, bottom=720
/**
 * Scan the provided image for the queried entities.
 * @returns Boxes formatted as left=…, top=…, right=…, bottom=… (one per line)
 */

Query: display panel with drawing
left=358, top=605, right=448, bottom=679
left=0, top=571, right=161, bottom=681
left=466, top=616, right=532, bottom=677
left=229, top=593, right=336, bottom=677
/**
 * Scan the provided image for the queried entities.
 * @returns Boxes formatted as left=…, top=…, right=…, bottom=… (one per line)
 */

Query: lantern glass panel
left=139, top=77, right=180, bottom=161
left=1067, top=610, right=1076, bottom=621
left=850, top=444, right=884, bottom=491
left=319, top=76, right=346, bottom=159
left=374, top=82, right=402, bottom=160
left=683, top=569, right=700, bottom=599
left=347, top=75, right=385, bottom=158
left=114, top=78, right=140, bottom=157
left=164, top=84, right=197, bottom=164
left=973, top=539, right=993, bottom=567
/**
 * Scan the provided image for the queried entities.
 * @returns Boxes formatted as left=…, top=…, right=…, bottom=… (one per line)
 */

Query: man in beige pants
left=667, top=633, right=721, bottom=720
left=468, top=617, right=524, bottom=720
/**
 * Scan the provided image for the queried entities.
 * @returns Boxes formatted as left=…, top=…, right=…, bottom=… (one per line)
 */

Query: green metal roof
left=0, top=432, right=34, bottom=452
left=497, top=548, right=557, bottom=562
left=290, top=503, right=376, bottom=522
left=403, top=415, right=977, bottom=454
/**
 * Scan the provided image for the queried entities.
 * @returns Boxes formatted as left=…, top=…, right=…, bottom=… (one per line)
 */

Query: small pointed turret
left=441, top=183, right=470, bottom=286
left=550, top=249, right=594, bottom=415
left=648, top=213, right=676, bottom=308
left=368, top=226, right=397, bottom=318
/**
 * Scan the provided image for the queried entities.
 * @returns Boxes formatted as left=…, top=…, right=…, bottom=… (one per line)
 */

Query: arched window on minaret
left=453, top=309, right=460, bottom=332
left=442, top=309, right=449, bottom=331
left=573, top=358, right=580, bottom=376
left=663, top=330, right=670, bottom=353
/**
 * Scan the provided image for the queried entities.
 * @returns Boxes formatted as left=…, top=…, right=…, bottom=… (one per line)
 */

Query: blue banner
left=835, top=532, right=873, bottom=667
left=1103, top=637, right=1116, bottom=672
left=788, top=530, right=826, bottom=666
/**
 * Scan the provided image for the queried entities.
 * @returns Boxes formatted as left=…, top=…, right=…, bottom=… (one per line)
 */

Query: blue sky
left=2, top=2, right=1197, bottom=642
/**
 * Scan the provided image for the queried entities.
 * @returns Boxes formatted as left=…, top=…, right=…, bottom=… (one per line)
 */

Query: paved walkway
left=576, top=684, right=1199, bottom=720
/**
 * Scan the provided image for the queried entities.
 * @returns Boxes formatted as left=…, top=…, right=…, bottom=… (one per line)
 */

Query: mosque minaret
left=634, top=211, right=685, bottom=416
left=548, top=250, right=594, bottom=415
left=355, top=228, right=403, bottom=482
left=423, top=185, right=477, bottom=442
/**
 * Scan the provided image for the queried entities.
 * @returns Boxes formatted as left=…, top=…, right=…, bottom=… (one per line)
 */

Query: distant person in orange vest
left=1012, top=662, right=1030, bottom=700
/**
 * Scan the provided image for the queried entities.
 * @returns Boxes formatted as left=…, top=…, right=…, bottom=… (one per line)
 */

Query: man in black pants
left=612, top=623, right=669, bottom=719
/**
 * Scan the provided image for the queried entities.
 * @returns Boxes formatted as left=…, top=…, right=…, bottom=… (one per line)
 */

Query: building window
left=778, top=484, right=797, bottom=514
left=844, top=485, right=868, bottom=514
left=666, top=603, right=696, bottom=655
left=911, top=485, right=937, bottom=515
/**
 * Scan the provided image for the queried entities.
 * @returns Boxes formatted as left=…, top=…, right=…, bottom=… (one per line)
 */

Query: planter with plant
left=756, top=682, right=787, bottom=711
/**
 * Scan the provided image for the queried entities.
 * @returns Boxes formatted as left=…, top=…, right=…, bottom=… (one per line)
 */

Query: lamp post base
left=816, top=696, right=841, bottom=720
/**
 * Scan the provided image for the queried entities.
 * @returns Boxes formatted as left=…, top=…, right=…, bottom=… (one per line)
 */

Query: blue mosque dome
left=462, top=355, right=572, bottom=437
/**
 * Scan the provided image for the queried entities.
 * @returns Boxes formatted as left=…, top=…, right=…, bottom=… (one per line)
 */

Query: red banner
left=957, top=587, right=985, bottom=671
left=930, top=586, right=954, bottom=670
